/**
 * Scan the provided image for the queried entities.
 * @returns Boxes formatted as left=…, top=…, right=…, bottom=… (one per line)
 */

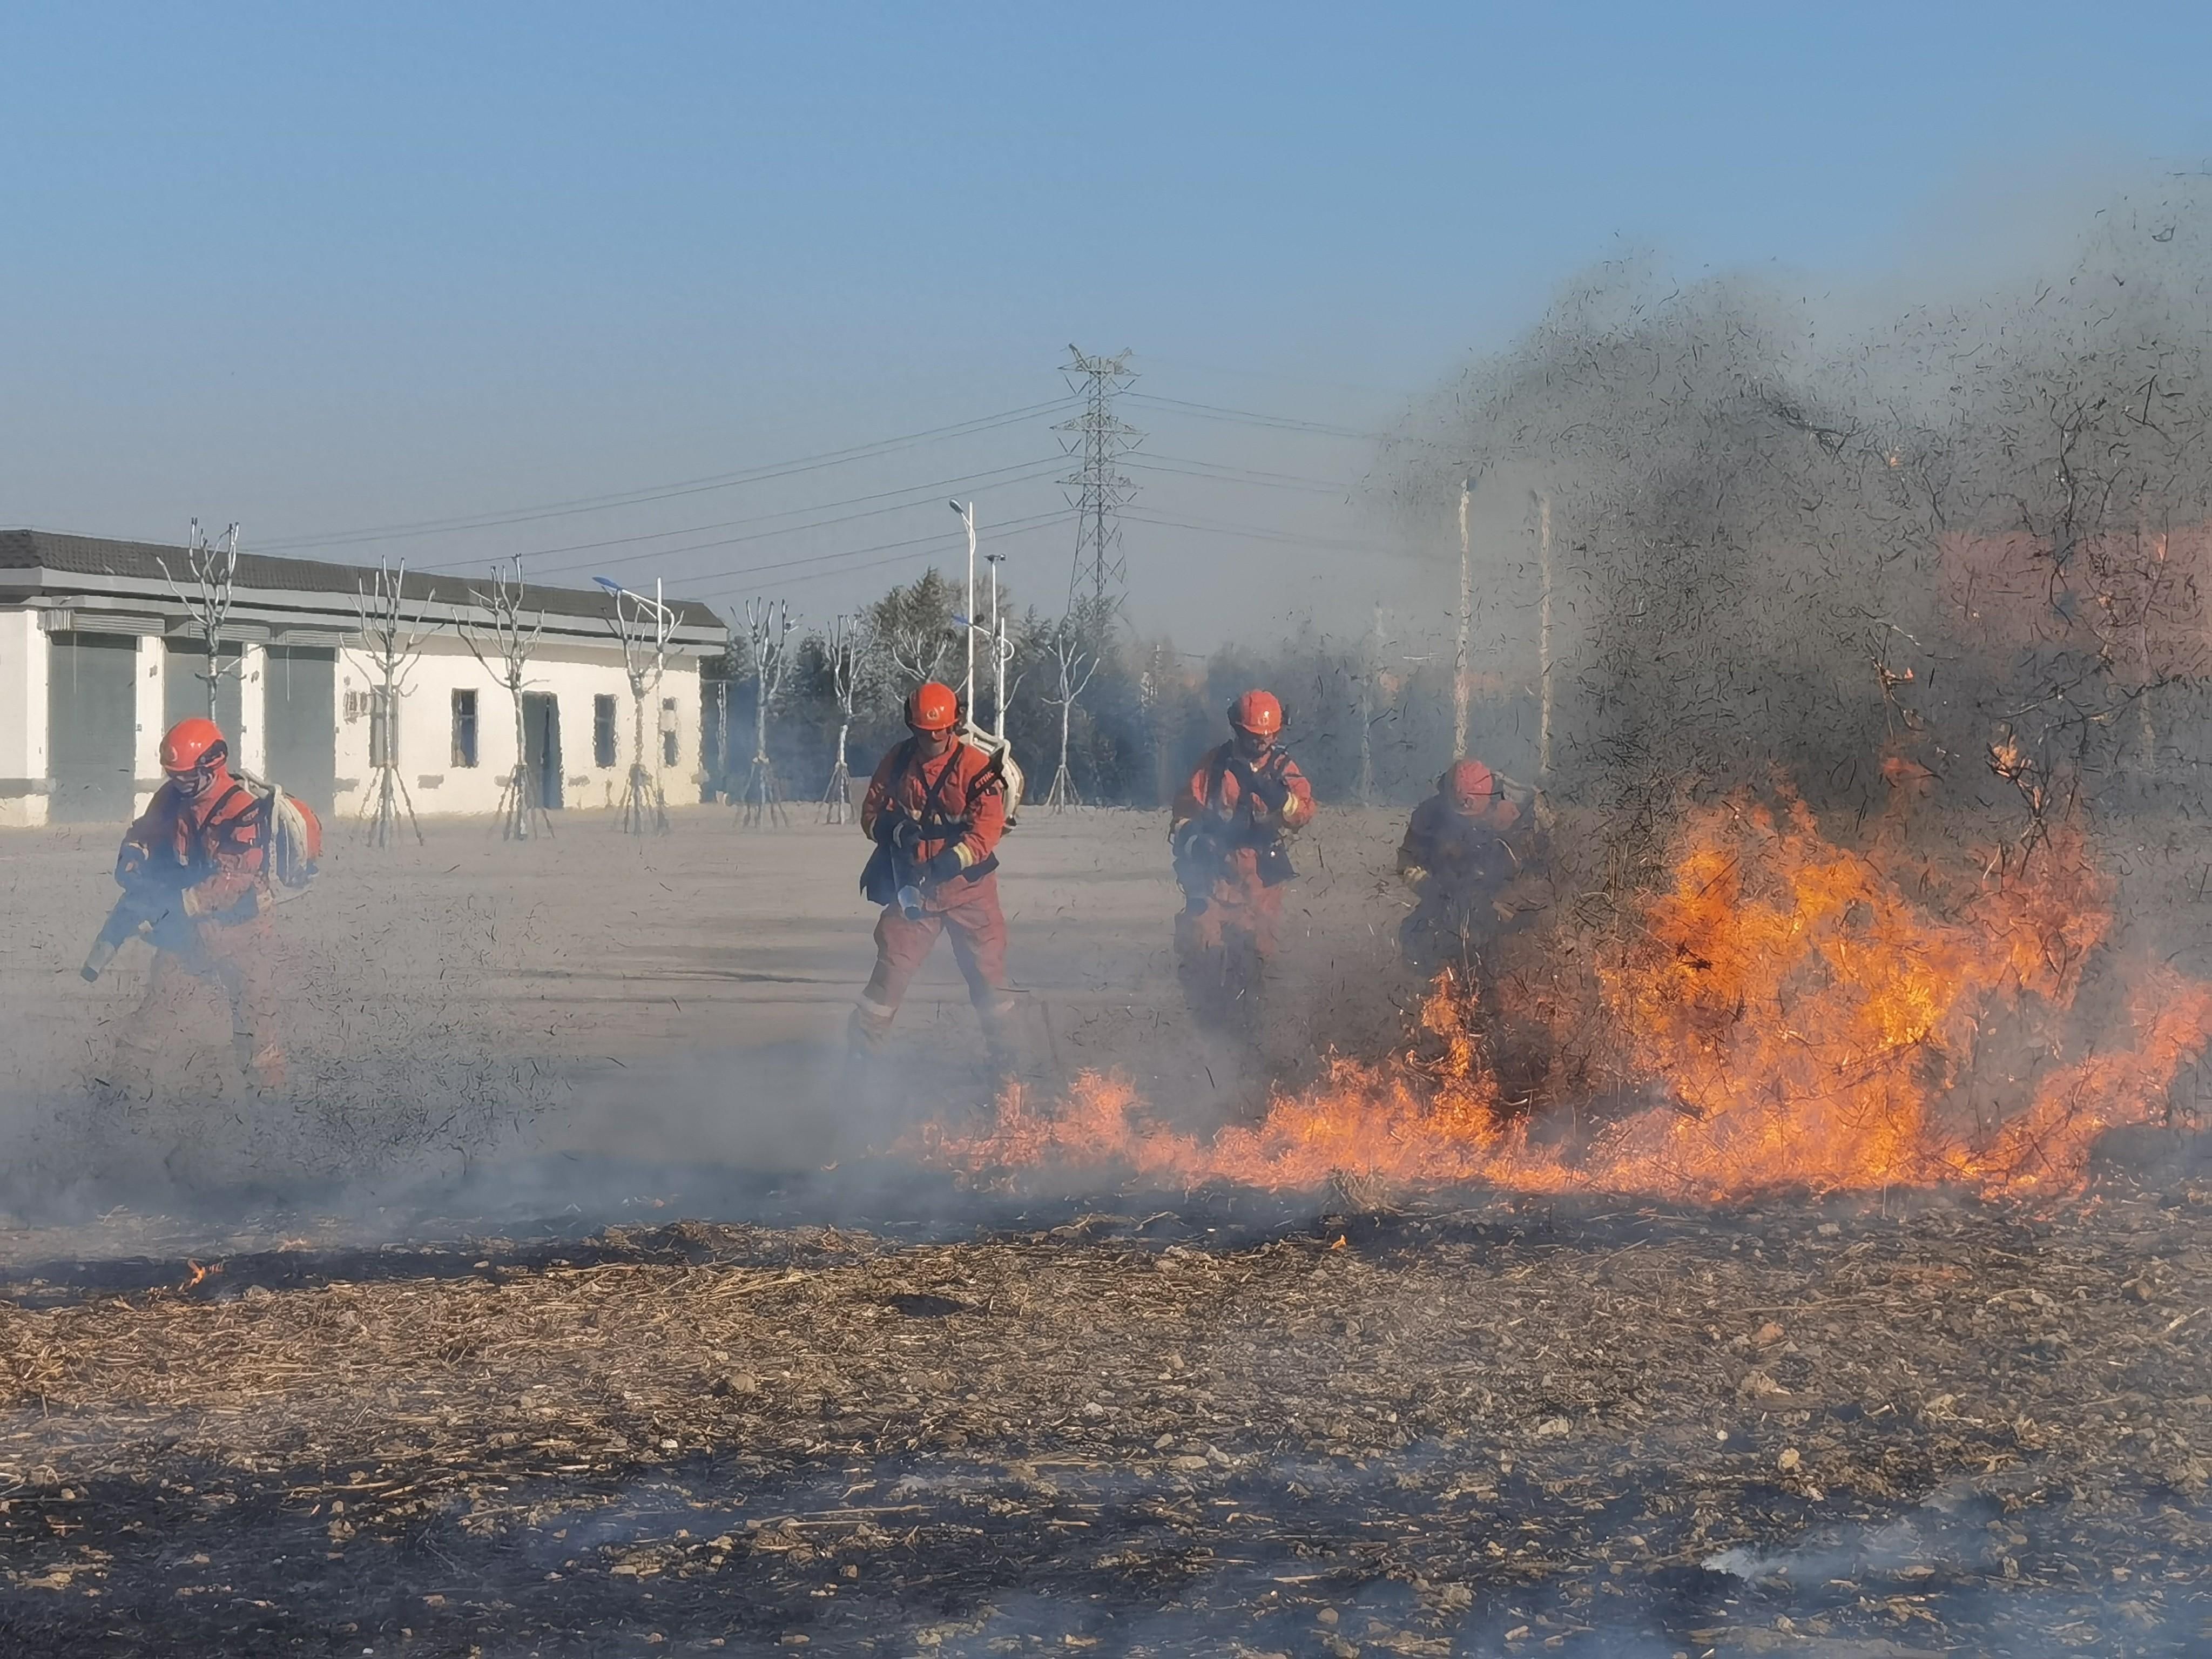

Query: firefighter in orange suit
left=1397, top=756, right=1546, bottom=986
left=109, top=718, right=322, bottom=1092
left=851, top=682, right=1018, bottom=1063
left=1169, top=689, right=1315, bottom=1029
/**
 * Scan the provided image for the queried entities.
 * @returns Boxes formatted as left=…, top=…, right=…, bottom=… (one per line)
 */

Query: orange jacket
left=860, top=737, right=1008, bottom=872
left=117, top=776, right=272, bottom=924
left=1398, top=790, right=1532, bottom=896
left=1171, top=741, right=1315, bottom=841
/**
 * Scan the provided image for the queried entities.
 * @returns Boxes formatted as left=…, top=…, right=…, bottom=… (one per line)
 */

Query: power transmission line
left=1122, top=508, right=1395, bottom=556
left=255, top=398, right=1076, bottom=553
left=1130, top=353, right=1405, bottom=400
left=1122, top=392, right=1376, bottom=440
left=502, top=458, right=1067, bottom=581
left=508, top=456, right=1063, bottom=568
left=685, top=508, right=1073, bottom=598
left=520, top=448, right=1328, bottom=582
left=1127, top=456, right=1351, bottom=494
left=1141, top=450, right=1355, bottom=487
left=1056, top=347, right=1141, bottom=609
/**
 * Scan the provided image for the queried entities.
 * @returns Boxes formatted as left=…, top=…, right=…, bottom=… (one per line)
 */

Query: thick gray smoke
left=1381, top=178, right=2212, bottom=882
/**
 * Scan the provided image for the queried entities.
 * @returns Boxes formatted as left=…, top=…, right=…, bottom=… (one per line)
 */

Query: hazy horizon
left=5, top=2, right=2209, bottom=648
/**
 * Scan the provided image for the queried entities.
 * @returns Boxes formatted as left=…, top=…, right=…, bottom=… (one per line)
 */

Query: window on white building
left=594, top=694, right=618, bottom=768
left=451, top=689, right=478, bottom=767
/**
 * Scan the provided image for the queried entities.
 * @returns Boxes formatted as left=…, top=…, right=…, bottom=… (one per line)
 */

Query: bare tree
left=886, top=626, right=949, bottom=689
left=597, top=576, right=677, bottom=835
left=738, top=597, right=795, bottom=828
left=459, top=557, right=551, bottom=842
left=1040, top=615, right=1100, bottom=812
left=820, top=613, right=869, bottom=824
left=867, top=568, right=961, bottom=707
left=353, top=558, right=446, bottom=847
left=157, top=518, right=242, bottom=721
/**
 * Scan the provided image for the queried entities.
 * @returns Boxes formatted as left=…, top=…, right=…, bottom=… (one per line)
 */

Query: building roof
left=0, top=529, right=727, bottom=651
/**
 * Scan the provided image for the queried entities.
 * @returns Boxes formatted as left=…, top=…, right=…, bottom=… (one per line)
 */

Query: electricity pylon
left=1056, top=347, right=1142, bottom=610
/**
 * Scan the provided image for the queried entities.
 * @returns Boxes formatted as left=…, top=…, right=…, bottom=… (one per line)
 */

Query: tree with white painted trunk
left=459, top=557, right=550, bottom=842
left=820, top=612, right=869, bottom=824
left=157, top=518, right=243, bottom=723
left=1040, top=610, right=1100, bottom=812
left=353, top=557, right=445, bottom=848
left=738, top=597, right=795, bottom=828
left=597, top=576, right=678, bottom=835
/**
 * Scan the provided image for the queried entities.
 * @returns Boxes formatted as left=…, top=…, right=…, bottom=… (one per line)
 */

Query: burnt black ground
left=8, top=1183, right=2212, bottom=1658
left=4, top=1417, right=2208, bottom=1656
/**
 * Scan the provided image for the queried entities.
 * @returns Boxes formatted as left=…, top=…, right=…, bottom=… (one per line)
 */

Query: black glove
left=922, top=847, right=966, bottom=882
left=880, top=812, right=921, bottom=854
left=1247, top=769, right=1290, bottom=813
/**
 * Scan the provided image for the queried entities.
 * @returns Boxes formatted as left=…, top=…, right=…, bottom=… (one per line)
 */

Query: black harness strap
left=903, top=739, right=970, bottom=835
left=892, top=740, right=1001, bottom=883
left=1210, top=747, right=1290, bottom=818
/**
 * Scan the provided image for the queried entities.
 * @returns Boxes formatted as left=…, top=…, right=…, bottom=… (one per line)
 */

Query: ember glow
left=926, top=790, right=2212, bottom=1201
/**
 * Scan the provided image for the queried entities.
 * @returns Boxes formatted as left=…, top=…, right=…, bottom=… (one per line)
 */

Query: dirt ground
left=0, top=802, right=1414, bottom=1213
left=3, top=805, right=2212, bottom=1655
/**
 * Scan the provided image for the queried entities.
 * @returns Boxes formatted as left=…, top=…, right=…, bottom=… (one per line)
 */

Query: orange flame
left=925, top=790, right=2211, bottom=1202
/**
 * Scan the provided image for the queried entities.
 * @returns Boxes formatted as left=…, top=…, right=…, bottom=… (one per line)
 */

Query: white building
left=0, top=529, right=727, bottom=827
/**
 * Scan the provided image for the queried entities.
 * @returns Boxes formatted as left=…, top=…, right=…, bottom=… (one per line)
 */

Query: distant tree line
left=699, top=569, right=1531, bottom=811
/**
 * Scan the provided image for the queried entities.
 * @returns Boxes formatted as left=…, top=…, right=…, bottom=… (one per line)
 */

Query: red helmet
left=1227, top=689, right=1283, bottom=737
left=1445, top=757, right=1497, bottom=809
left=905, top=681, right=959, bottom=733
left=160, top=717, right=230, bottom=778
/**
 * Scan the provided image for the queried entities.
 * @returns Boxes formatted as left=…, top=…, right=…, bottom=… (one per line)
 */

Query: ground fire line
left=925, top=787, right=2212, bottom=1203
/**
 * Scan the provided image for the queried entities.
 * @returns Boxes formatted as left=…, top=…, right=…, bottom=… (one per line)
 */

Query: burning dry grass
left=928, top=791, right=2212, bottom=1204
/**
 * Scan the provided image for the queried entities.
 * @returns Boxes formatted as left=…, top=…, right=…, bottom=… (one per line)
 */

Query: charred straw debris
left=6, top=1195, right=2212, bottom=1654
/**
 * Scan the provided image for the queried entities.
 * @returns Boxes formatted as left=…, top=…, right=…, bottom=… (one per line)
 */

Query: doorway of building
left=48, top=631, right=138, bottom=823
left=264, top=645, right=337, bottom=811
left=521, top=692, right=563, bottom=810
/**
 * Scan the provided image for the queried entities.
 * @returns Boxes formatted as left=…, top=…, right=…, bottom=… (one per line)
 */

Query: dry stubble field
left=0, top=805, right=2209, bottom=1656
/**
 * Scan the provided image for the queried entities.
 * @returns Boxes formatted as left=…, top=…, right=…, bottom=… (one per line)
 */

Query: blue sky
left=3, top=3, right=2208, bottom=643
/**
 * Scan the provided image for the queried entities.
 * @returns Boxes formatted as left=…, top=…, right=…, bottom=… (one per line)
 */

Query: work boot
left=976, top=992, right=1024, bottom=1081
left=846, top=995, right=896, bottom=1055
left=841, top=995, right=896, bottom=1093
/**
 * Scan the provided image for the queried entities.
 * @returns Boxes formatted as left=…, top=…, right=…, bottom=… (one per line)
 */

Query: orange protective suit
left=852, top=734, right=1015, bottom=1052
left=1398, top=781, right=1540, bottom=977
left=113, top=777, right=292, bottom=1090
left=1169, top=740, right=1314, bottom=1028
